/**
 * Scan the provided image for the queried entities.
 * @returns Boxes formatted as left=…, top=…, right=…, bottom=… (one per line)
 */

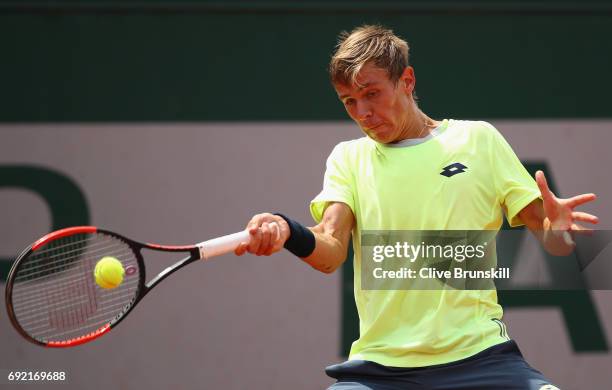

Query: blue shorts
left=326, top=340, right=559, bottom=390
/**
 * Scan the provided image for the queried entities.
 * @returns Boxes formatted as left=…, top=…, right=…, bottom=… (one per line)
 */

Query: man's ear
left=399, top=66, right=416, bottom=95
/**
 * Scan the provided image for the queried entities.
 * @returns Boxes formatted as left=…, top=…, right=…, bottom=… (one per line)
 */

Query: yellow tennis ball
left=94, top=256, right=125, bottom=289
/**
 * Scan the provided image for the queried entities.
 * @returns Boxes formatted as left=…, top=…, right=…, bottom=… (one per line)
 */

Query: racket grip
left=197, top=230, right=250, bottom=260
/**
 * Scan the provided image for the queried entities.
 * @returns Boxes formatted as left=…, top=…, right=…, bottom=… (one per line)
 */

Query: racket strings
left=14, top=246, right=134, bottom=288
left=10, top=232, right=141, bottom=343
left=12, top=243, right=135, bottom=303
left=14, top=234, right=98, bottom=281
left=28, top=235, right=98, bottom=257
left=15, top=238, right=129, bottom=279
left=14, top=275, right=140, bottom=321
left=26, top=293, right=138, bottom=337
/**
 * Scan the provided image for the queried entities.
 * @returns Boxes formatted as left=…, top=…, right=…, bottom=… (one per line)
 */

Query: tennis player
left=235, top=25, right=598, bottom=389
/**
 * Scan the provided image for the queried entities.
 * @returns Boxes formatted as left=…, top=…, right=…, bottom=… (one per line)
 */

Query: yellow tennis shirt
left=310, top=119, right=541, bottom=367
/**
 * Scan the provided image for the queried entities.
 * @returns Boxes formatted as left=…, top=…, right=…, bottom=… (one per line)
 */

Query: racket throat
left=144, top=254, right=199, bottom=291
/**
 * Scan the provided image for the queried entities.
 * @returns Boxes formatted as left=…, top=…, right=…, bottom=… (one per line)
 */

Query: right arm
left=234, top=202, right=355, bottom=274
left=303, top=202, right=355, bottom=273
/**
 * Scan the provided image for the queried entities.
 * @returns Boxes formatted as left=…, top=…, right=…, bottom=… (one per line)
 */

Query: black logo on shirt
left=440, top=163, right=467, bottom=177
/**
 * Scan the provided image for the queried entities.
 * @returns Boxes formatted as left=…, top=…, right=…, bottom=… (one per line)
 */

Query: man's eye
left=344, top=99, right=355, bottom=106
left=367, top=90, right=378, bottom=98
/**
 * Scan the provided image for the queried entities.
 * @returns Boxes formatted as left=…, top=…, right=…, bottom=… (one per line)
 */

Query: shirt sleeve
left=486, top=122, right=542, bottom=227
left=310, top=142, right=355, bottom=223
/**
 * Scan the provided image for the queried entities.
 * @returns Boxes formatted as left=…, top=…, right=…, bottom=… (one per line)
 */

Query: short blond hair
left=329, top=25, right=410, bottom=86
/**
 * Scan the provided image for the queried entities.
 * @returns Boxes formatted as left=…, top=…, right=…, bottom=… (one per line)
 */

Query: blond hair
left=329, top=25, right=410, bottom=86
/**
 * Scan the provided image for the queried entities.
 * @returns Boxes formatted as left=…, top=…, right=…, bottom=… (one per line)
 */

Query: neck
left=393, top=106, right=437, bottom=143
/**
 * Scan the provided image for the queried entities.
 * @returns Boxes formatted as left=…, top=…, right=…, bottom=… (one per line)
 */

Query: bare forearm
left=302, top=226, right=351, bottom=273
left=300, top=202, right=354, bottom=274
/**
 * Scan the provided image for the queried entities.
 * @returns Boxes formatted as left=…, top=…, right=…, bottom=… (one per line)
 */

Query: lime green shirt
left=310, top=119, right=541, bottom=367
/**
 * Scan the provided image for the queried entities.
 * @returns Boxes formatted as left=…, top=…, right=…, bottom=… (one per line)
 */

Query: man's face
left=334, top=62, right=415, bottom=144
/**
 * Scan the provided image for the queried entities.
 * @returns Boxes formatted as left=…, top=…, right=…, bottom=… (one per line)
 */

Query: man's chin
left=363, top=127, right=392, bottom=143
left=367, top=131, right=393, bottom=144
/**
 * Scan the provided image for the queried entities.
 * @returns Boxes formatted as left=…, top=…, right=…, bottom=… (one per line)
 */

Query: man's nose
left=355, top=101, right=372, bottom=120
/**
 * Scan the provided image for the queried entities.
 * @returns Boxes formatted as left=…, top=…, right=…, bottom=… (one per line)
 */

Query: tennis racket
left=5, top=226, right=254, bottom=348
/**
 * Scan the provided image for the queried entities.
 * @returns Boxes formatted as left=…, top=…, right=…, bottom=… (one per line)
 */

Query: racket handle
left=197, top=230, right=250, bottom=260
left=196, top=222, right=281, bottom=260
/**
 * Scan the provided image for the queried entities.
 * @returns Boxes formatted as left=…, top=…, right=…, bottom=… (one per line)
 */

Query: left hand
left=535, top=170, right=599, bottom=234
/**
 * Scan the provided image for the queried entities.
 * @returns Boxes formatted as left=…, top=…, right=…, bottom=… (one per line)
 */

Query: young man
left=235, top=25, right=598, bottom=389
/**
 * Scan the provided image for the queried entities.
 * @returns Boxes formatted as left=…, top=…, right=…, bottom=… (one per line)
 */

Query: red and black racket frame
left=5, top=226, right=201, bottom=348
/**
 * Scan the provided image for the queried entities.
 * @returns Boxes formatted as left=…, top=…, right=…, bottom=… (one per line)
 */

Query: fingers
left=248, top=227, right=263, bottom=255
left=571, top=223, right=595, bottom=236
left=566, top=193, right=597, bottom=208
left=257, top=222, right=272, bottom=256
left=263, top=222, right=281, bottom=256
left=536, top=171, right=556, bottom=209
left=234, top=242, right=248, bottom=256
left=242, top=213, right=288, bottom=256
left=535, top=170, right=555, bottom=202
left=264, top=220, right=291, bottom=255
left=572, top=211, right=599, bottom=225
left=561, top=230, right=575, bottom=248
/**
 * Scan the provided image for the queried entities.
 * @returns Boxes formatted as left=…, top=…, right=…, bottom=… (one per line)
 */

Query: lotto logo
left=440, top=162, right=468, bottom=177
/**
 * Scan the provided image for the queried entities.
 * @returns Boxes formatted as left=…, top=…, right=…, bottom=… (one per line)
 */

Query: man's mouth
left=364, top=123, right=383, bottom=130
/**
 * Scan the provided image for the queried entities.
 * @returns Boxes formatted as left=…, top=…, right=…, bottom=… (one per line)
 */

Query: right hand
left=234, top=213, right=291, bottom=256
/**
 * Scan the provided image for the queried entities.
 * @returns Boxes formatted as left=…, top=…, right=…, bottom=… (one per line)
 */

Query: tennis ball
left=94, top=256, right=125, bottom=289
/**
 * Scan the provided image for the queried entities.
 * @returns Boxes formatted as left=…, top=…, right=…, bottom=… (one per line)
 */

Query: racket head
left=5, top=227, right=146, bottom=347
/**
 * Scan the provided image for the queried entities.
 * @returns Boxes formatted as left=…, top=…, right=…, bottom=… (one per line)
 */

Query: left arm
left=519, top=170, right=599, bottom=256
